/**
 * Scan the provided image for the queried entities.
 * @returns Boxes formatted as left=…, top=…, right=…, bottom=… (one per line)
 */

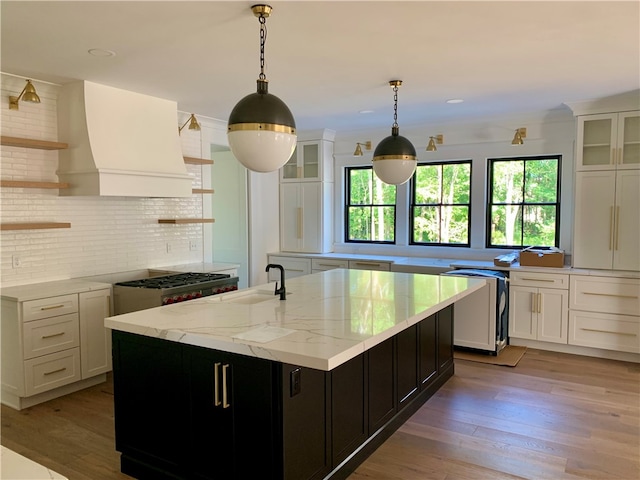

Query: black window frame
left=486, top=154, right=562, bottom=249
left=409, top=159, right=472, bottom=247
left=344, top=166, right=396, bottom=244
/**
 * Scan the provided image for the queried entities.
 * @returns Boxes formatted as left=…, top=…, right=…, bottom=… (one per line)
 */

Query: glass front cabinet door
left=281, top=142, right=321, bottom=181
left=576, top=111, right=640, bottom=171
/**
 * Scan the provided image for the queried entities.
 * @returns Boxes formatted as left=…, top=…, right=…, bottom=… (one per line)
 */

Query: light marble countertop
left=105, top=269, right=485, bottom=371
left=1, top=446, right=68, bottom=479
left=0, top=279, right=113, bottom=302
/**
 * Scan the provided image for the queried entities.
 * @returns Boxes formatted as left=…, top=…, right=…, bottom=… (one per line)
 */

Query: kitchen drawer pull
left=40, top=304, right=65, bottom=311
left=317, top=263, right=340, bottom=267
left=583, top=292, right=638, bottom=299
left=43, top=367, right=67, bottom=376
left=214, top=362, right=221, bottom=406
left=41, top=332, right=65, bottom=339
left=354, top=262, right=382, bottom=267
left=580, top=328, right=636, bottom=337
left=520, top=277, right=556, bottom=283
left=289, top=269, right=305, bottom=273
left=222, top=364, right=230, bottom=409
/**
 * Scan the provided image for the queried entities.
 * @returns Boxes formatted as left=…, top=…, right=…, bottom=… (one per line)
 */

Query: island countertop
left=105, top=269, right=485, bottom=371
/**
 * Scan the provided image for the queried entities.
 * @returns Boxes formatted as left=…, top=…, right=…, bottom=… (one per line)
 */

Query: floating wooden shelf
left=1, top=180, right=69, bottom=189
left=1, top=222, right=71, bottom=231
left=183, top=156, right=214, bottom=165
left=158, top=219, right=215, bottom=225
left=192, top=188, right=214, bottom=194
left=1, top=136, right=68, bottom=150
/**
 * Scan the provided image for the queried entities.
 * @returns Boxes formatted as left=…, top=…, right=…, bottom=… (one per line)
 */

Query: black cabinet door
left=112, top=331, right=184, bottom=478
left=331, top=353, right=367, bottom=467
left=187, top=346, right=279, bottom=480
left=438, top=306, right=454, bottom=371
left=396, top=324, right=419, bottom=408
left=186, top=347, right=235, bottom=479
left=368, top=337, right=396, bottom=433
left=418, top=313, right=438, bottom=389
left=282, top=364, right=330, bottom=480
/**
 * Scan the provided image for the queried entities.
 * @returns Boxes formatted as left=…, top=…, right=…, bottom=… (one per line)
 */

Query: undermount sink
left=221, top=290, right=279, bottom=305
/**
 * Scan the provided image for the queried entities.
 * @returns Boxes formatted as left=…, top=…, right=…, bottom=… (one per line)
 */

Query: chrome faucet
left=265, top=264, right=286, bottom=300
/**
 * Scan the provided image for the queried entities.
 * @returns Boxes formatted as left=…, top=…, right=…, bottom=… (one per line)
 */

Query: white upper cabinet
left=576, top=111, right=640, bottom=171
left=280, top=129, right=335, bottom=183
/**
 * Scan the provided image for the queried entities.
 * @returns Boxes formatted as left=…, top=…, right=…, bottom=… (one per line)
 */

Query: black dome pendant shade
left=373, top=126, right=417, bottom=159
left=228, top=79, right=296, bottom=133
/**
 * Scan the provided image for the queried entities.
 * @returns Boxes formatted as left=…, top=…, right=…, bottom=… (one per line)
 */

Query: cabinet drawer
left=348, top=260, right=391, bottom=271
left=569, top=311, right=640, bottom=353
left=267, top=256, right=311, bottom=280
left=312, top=258, right=349, bottom=271
left=24, top=347, right=81, bottom=396
left=22, top=313, right=80, bottom=360
left=22, top=294, right=78, bottom=322
left=510, top=271, right=569, bottom=288
left=570, top=276, right=640, bottom=316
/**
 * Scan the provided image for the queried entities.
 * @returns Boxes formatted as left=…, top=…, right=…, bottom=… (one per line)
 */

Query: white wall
left=332, top=109, right=577, bottom=261
left=0, top=75, right=204, bottom=287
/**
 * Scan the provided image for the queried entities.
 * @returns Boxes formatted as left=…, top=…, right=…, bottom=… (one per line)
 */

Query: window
left=487, top=155, right=561, bottom=248
left=345, top=167, right=396, bottom=243
left=410, top=160, right=471, bottom=246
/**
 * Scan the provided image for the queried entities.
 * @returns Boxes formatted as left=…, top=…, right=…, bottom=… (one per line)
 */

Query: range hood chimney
left=57, top=81, right=192, bottom=197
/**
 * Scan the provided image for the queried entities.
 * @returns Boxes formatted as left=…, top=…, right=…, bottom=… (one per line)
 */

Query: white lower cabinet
left=1, top=286, right=113, bottom=410
left=568, top=275, right=640, bottom=353
left=79, top=289, right=112, bottom=378
left=509, top=271, right=569, bottom=344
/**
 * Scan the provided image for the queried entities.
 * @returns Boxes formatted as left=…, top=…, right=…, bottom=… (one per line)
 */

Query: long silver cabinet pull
left=44, top=367, right=66, bottom=376
left=42, top=332, right=65, bottom=339
left=214, top=362, right=221, bottom=406
left=40, top=304, right=65, bottom=311
left=222, top=364, right=230, bottom=409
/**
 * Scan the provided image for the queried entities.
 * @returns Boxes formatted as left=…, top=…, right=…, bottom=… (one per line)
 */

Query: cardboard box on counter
left=519, top=246, right=565, bottom=268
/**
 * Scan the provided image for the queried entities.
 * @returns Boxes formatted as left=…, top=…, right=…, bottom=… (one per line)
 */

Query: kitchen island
left=106, top=269, right=485, bottom=480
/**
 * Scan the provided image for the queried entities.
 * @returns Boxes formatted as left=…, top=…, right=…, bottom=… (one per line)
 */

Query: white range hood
left=57, top=81, right=192, bottom=197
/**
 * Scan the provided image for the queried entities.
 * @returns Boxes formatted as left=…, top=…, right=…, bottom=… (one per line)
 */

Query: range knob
left=195, top=292, right=203, bottom=298
left=165, top=298, right=174, bottom=304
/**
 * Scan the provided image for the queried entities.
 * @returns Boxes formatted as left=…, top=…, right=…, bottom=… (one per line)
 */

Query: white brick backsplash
left=1, top=74, right=210, bottom=287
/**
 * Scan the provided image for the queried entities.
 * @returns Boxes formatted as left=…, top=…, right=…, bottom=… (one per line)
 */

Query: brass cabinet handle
left=520, top=277, right=555, bottom=283
left=296, top=207, right=303, bottom=239
left=43, top=367, right=66, bottom=376
left=214, top=362, right=221, bottom=406
left=611, top=147, right=616, bottom=165
left=40, top=304, right=65, bottom=311
left=222, top=364, right=230, bottom=409
left=42, top=332, right=65, bottom=339
left=538, top=293, right=542, bottom=314
left=354, top=262, right=382, bottom=267
left=609, top=206, right=614, bottom=251
left=581, top=327, right=636, bottom=337
left=531, top=292, right=536, bottom=314
left=583, top=291, right=638, bottom=299
left=614, top=206, right=620, bottom=251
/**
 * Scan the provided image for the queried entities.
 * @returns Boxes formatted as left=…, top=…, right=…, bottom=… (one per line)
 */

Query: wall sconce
left=353, top=141, right=372, bottom=156
left=512, top=127, right=526, bottom=145
left=426, top=134, right=444, bottom=152
left=9, top=80, right=41, bottom=110
left=179, top=114, right=201, bottom=135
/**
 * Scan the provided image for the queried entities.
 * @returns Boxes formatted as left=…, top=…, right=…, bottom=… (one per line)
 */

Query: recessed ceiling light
left=88, top=48, right=116, bottom=57
left=359, top=110, right=374, bottom=114
left=446, top=99, right=464, bottom=104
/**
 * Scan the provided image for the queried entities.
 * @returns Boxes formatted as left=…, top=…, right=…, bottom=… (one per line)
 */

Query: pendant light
left=227, top=4, right=297, bottom=173
left=372, top=80, right=417, bottom=185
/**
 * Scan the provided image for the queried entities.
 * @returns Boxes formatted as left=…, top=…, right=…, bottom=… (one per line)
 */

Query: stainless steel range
left=113, top=272, right=239, bottom=314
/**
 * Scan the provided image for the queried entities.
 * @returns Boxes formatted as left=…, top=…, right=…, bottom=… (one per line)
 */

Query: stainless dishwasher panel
left=441, top=269, right=508, bottom=355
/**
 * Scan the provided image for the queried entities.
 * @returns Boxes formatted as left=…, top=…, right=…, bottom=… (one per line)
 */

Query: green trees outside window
left=487, top=155, right=561, bottom=248
left=410, top=161, right=471, bottom=246
left=346, top=167, right=396, bottom=243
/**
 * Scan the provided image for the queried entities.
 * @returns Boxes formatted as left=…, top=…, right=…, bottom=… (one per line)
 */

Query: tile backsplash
left=1, top=75, right=206, bottom=287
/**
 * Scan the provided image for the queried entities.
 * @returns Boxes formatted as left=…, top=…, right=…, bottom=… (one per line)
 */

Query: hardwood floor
left=1, top=349, right=638, bottom=480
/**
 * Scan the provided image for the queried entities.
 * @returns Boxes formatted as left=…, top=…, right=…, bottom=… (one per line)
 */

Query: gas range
left=113, top=272, right=239, bottom=314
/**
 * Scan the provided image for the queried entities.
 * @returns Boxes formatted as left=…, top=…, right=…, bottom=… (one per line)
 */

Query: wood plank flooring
left=1, top=349, right=638, bottom=480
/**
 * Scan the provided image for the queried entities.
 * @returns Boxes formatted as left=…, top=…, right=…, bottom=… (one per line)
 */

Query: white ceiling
left=2, top=1, right=639, bottom=133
